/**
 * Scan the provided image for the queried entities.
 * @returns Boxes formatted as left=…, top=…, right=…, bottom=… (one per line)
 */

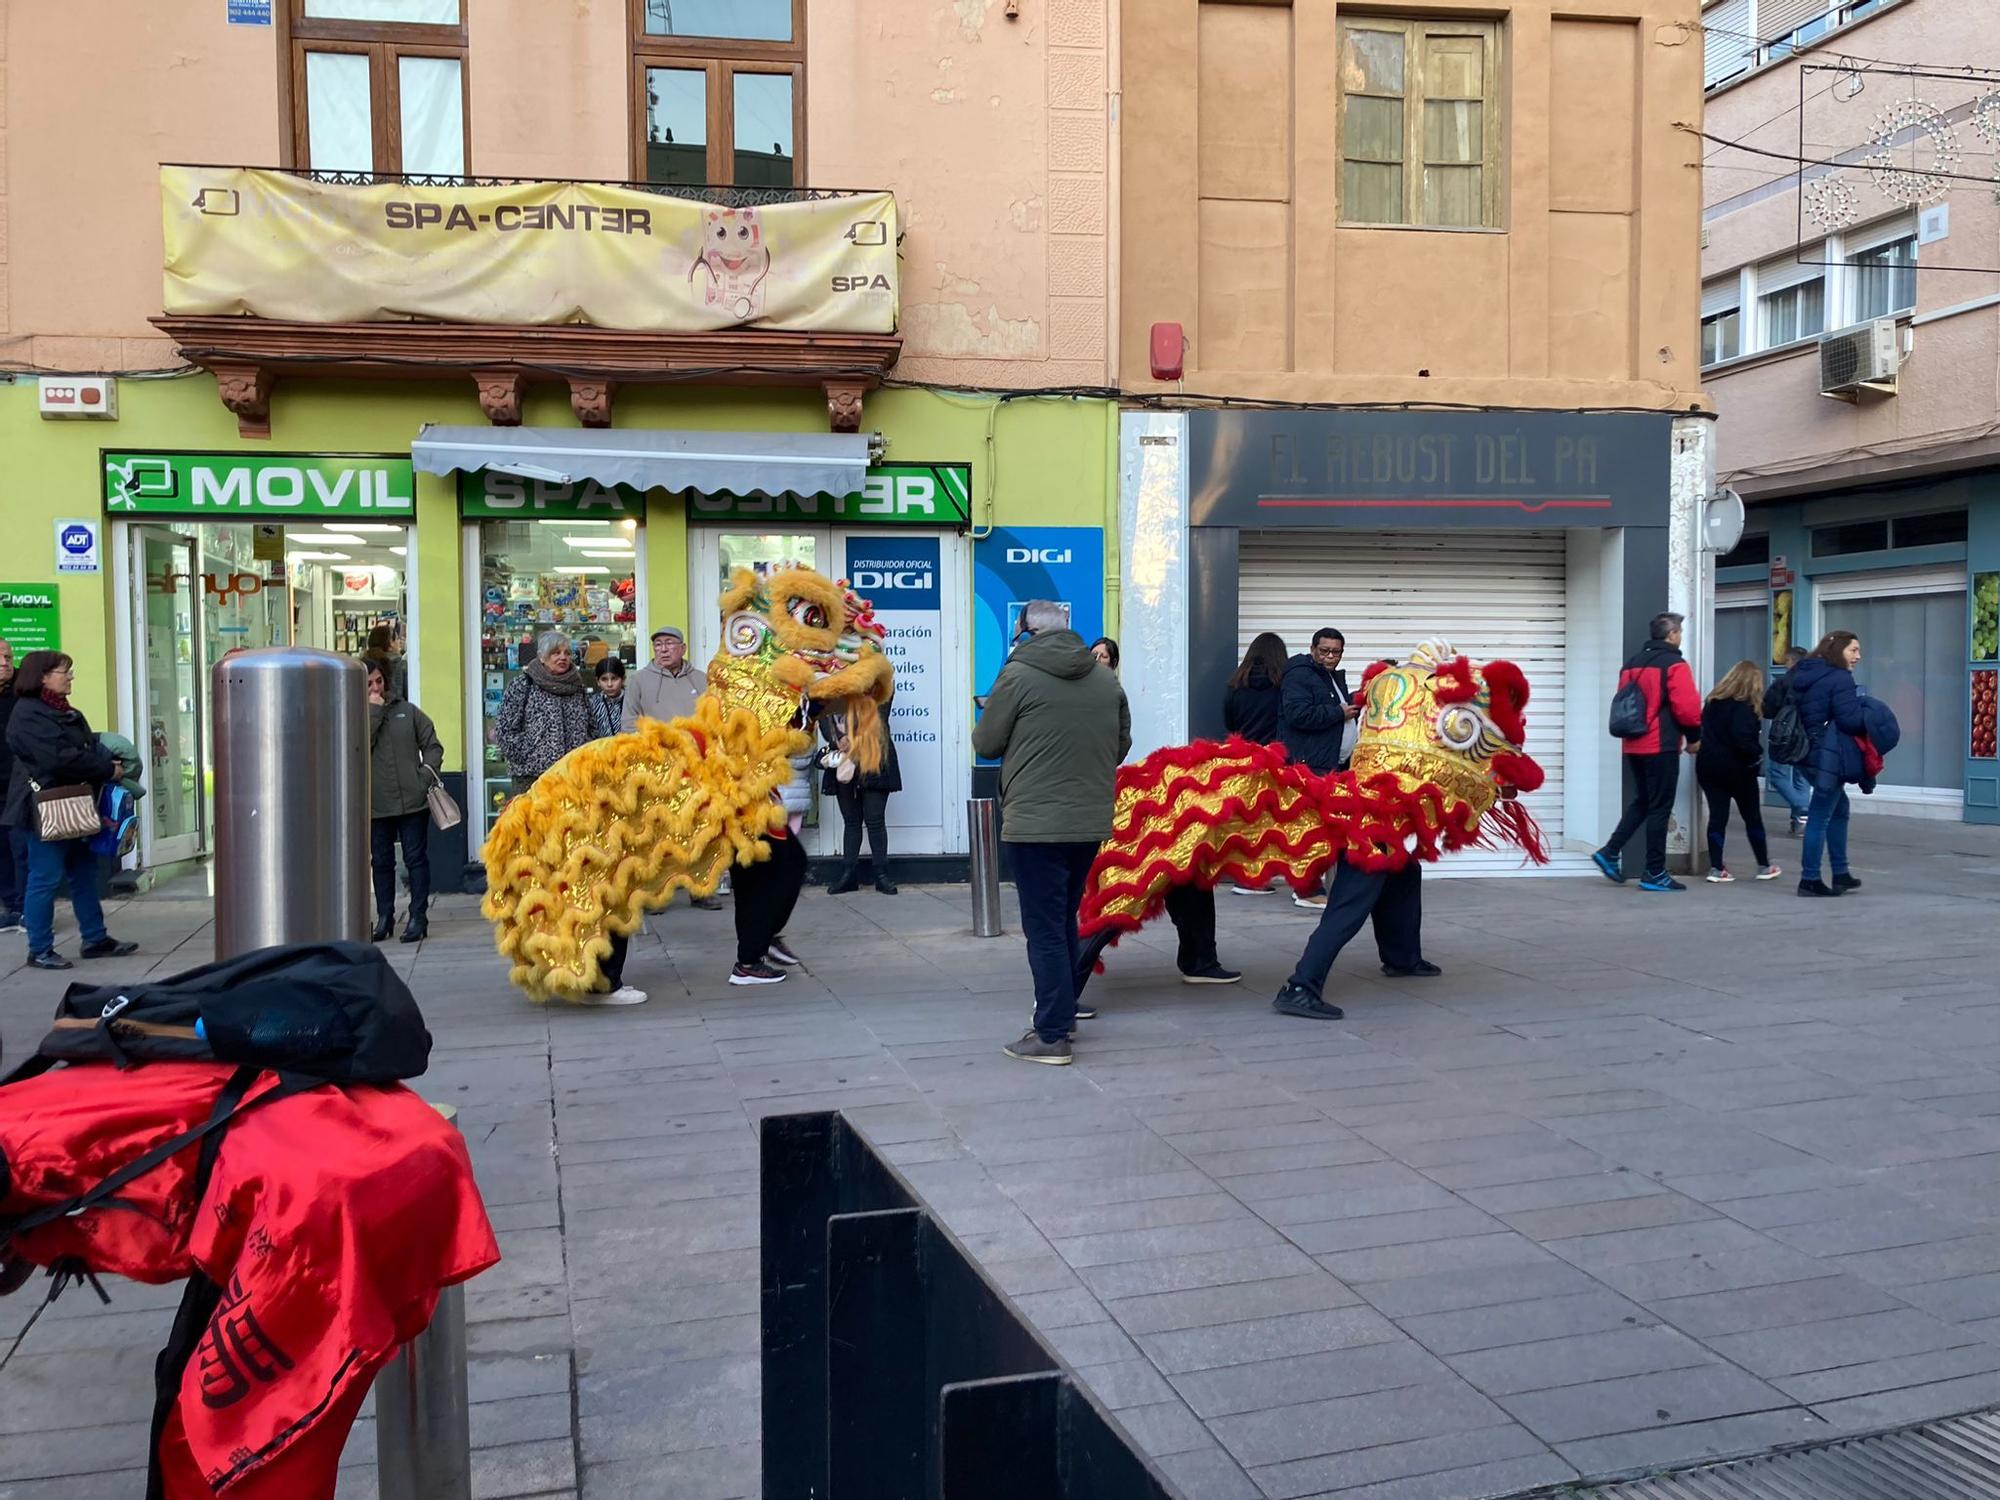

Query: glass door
left=134, top=526, right=205, bottom=866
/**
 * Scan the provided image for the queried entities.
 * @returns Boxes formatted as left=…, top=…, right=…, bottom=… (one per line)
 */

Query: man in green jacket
left=972, top=601, right=1130, bottom=1065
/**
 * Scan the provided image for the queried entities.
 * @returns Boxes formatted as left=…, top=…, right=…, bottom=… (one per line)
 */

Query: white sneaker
left=582, top=985, right=649, bottom=1006
left=1755, top=864, right=1784, bottom=881
left=1706, top=869, right=1735, bottom=884
left=1292, top=892, right=1327, bottom=910
left=1230, top=884, right=1273, bottom=896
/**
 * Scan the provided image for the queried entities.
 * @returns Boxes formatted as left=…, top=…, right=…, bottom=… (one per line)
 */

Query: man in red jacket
left=1594, top=612, right=1703, bottom=892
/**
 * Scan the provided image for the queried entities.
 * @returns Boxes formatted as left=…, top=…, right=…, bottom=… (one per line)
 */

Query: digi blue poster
left=973, top=526, right=1105, bottom=760
left=845, top=536, right=945, bottom=836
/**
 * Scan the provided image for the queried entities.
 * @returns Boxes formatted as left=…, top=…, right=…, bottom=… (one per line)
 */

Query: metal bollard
left=211, top=647, right=370, bottom=956
left=377, top=1104, right=473, bottom=1500
left=210, top=649, right=471, bottom=1500
left=968, top=797, right=1003, bottom=937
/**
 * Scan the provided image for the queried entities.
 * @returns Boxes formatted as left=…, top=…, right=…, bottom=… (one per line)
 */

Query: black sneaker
left=0, top=912, right=23, bottom=935
left=1381, top=960, right=1443, bottom=978
left=766, top=936, right=802, bottom=967
left=692, top=894, right=725, bottom=911
left=1798, top=878, right=1842, bottom=898
left=27, top=950, right=72, bottom=971
left=730, top=962, right=788, bottom=986
left=1833, top=873, right=1863, bottom=892
left=1181, top=964, right=1243, bottom=985
left=1272, top=983, right=1343, bottom=1021
left=1073, top=1003, right=1099, bottom=1020
left=79, top=937, right=138, bottom=959
left=1637, top=874, right=1686, bottom=893
left=1003, top=1031, right=1072, bottom=1065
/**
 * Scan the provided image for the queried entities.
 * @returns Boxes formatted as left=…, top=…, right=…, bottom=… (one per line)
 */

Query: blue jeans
left=1767, top=761, right=1811, bottom=820
left=22, top=823, right=108, bottom=956
left=1011, top=840, right=1100, bottom=1043
left=1800, top=784, right=1850, bottom=883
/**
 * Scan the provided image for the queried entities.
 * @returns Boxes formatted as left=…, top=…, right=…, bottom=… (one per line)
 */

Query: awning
left=410, top=426, right=873, bottom=498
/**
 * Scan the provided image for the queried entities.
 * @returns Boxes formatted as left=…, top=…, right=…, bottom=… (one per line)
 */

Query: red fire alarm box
left=1149, top=322, right=1184, bottom=382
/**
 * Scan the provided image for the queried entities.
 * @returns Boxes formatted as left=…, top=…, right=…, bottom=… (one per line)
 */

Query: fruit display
left=1975, top=573, right=1998, bottom=662
left=1974, top=670, right=1997, bottom=760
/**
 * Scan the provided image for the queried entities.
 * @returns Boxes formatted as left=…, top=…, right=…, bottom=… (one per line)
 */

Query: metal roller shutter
left=1237, top=530, right=1573, bottom=875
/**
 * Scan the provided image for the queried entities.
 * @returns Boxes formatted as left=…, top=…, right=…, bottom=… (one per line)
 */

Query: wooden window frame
left=1336, top=15, right=1503, bottom=231
left=628, top=0, right=807, bottom=186
left=285, top=0, right=471, bottom=177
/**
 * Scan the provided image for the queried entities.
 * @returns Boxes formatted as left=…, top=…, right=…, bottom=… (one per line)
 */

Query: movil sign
left=105, top=455, right=414, bottom=513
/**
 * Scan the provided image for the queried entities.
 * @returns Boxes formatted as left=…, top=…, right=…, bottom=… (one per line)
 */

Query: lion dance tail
left=480, top=696, right=800, bottom=1001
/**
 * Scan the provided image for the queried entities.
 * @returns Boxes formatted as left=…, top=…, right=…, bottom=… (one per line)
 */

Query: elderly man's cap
left=650, top=626, right=686, bottom=643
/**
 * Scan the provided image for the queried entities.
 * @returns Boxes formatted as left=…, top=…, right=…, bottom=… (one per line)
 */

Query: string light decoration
left=1861, top=98, right=1960, bottom=206
left=1971, top=90, right=2000, bottom=149
left=1802, top=174, right=1861, bottom=231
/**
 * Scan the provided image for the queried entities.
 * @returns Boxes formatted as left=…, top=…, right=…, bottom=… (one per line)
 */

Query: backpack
left=0, top=941, right=432, bottom=1499
left=1608, top=664, right=1666, bottom=740
left=1767, top=701, right=1813, bottom=767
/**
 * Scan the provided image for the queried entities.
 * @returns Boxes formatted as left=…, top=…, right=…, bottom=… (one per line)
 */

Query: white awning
left=411, top=426, right=872, bottom=498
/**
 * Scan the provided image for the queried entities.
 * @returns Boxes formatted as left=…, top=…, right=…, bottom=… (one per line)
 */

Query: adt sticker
left=227, top=0, right=273, bottom=24
left=55, top=519, right=101, bottom=574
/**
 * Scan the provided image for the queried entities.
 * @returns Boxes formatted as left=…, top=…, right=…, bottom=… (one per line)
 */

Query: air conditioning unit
left=1819, top=318, right=1900, bottom=398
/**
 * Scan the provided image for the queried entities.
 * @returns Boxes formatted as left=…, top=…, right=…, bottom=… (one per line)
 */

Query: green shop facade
left=2, top=376, right=1119, bottom=890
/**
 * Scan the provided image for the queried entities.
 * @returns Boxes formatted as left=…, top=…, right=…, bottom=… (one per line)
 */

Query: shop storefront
left=1118, top=407, right=1709, bottom=873
left=1717, top=471, right=2000, bottom=825
left=101, top=450, right=419, bottom=869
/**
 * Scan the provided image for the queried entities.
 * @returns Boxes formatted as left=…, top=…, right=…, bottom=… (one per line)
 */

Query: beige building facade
left=1700, top=0, right=2000, bottom=824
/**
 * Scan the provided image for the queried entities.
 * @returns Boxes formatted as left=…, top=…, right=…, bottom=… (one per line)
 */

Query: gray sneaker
left=1004, top=1030, right=1073, bottom=1065
left=1272, top=983, right=1344, bottom=1021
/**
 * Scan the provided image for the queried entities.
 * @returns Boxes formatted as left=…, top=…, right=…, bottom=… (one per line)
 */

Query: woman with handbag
left=366, top=661, right=444, bottom=943
left=820, top=689, right=902, bottom=895
left=3, top=651, right=137, bottom=970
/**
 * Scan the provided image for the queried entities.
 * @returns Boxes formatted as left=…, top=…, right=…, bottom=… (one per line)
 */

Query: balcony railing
left=264, top=165, right=876, bottom=210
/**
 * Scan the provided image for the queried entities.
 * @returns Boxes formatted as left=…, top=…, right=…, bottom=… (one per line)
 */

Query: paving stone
left=1501, top=1191, right=1717, bottom=1242
left=1706, top=1308, right=1979, bottom=1378
left=1497, top=1363, right=1797, bottom=1443
left=1321, top=1451, right=1580, bottom=1500
left=1211, top=1380, right=1510, bottom=1469
left=1138, top=1305, right=1405, bottom=1375
left=1648, top=1274, right=1910, bottom=1338
left=1319, top=1231, right=1557, bottom=1284
left=1245, top=1419, right=1554, bottom=1499
left=1446, top=1325, right=1716, bottom=1396
left=1401, top=1290, right=1659, bottom=1355
left=1169, top=1339, right=1451, bottom=1419
left=1107, top=1272, right=1361, bottom=1337
left=1355, top=1260, right=1605, bottom=1319
left=1555, top=1407, right=1834, bottom=1478
left=1078, top=1243, right=1322, bottom=1301
left=1151, top=1444, right=1262, bottom=1500
left=1776, top=1339, right=2000, bottom=1404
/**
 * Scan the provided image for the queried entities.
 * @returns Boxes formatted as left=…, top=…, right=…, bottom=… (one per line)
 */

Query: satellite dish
left=1702, top=487, right=1745, bottom=555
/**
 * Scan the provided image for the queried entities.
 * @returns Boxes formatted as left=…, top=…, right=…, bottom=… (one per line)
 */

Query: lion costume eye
left=1436, top=704, right=1484, bottom=752
left=788, top=598, right=829, bottom=631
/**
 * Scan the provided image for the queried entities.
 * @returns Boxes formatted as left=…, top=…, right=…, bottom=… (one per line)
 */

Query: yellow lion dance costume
left=482, top=566, right=895, bottom=1000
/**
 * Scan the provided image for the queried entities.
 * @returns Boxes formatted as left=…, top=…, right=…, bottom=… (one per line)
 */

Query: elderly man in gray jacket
left=622, top=626, right=705, bottom=729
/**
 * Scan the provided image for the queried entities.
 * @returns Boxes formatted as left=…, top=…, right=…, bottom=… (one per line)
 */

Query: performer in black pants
left=1270, top=858, right=1439, bottom=1021
left=1074, top=885, right=1242, bottom=1003
left=730, top=831, right=808, bottom=985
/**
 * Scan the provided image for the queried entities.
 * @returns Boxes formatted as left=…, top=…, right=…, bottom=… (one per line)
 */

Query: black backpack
left=1608, top=664, right=1667, bottom=740
left=1767, top=701, right=1813, bottom=767
left=0, top=941, right=432, bottom=1499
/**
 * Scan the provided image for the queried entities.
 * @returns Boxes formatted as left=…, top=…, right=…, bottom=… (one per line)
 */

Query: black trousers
left=0, top=824, right=27, bottom=918
left=1287, top=860, right=1423, bottom=1002
left=836, top=783, right=890, bottom=870
left=1074, top=885, right=1219, bottom=996
left=1698, top=765, right=1769, bottom=871
left=369, top=810, right=431, bottom=919
left=601, top=931, right=629, bottom=989
left=1603, top=750, right=1680, bottom=879
left=734, top=831, right=807, bottom=966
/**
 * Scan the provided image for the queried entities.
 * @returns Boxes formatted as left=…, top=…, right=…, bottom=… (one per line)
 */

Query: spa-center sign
left=458, top=463, right=972, bottom=525
left=104, top=453, right=414, bottom=516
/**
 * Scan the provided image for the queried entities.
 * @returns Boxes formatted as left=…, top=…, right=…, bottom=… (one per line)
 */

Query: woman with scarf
left=3, top=651, right=138, bottom=970
left=497, top=632, right=645, bottom=1004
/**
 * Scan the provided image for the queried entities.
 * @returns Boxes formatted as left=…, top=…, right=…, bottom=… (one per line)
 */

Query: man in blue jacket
left=1280, top=628, right=1360, bottom=910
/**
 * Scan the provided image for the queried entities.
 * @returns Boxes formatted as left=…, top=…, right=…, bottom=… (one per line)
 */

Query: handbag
left=422, top=765, right=463, bottom=831
left=29, top=778, right=101, bottom=842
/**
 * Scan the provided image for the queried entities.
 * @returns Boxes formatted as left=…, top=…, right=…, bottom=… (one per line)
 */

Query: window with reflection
left=632, top=0, right=803, bottom=186
left=291, top=0, right=467, bottom=176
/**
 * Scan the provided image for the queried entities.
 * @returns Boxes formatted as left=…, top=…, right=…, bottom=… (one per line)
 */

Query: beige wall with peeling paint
left=1120, top=0, right=1708, bottom=411
left=0, top=0, right=1111, bottom=387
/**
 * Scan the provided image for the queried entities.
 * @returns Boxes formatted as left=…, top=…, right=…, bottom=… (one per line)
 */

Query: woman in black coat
left=1222, top=632, right=1288, bottom=895
left=1695, top=660, right=1779, bottom=884
left=3, top=651, right=138, bottom=969
left=821, top=690, right=902, bottom=894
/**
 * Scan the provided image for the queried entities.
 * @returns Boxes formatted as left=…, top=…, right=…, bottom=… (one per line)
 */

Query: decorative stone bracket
left=154, top=318, right=902, bottom=440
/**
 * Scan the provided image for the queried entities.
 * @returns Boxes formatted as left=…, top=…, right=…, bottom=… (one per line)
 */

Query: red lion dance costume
left=1078, top=639, right=1549, bottom=956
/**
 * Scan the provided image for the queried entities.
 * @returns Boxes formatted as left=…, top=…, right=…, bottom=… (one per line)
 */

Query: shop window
left=475, top=518, right=640, bottom=840
left=1892, top=510, right=1968, bottom=549
left=632, top=0, right=804, bottom=187
left=1700, top=307, right=1741, bottom=367
left=1851, top=234, right=1917, bottom=321
left=290, top=0, right=468, bottom=176
left=1719, top=532, right=1770, bottom=569
left=1337, top=17, right=1502, bottom=229
left=1811, top=519, right=1889, bottom=557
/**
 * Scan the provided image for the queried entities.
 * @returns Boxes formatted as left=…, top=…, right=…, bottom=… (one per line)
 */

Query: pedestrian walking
left=3, top=651, right=137, bottom=970
left=621, top=626, right=705, bottom=730
left=821, top=689, right=901, bottom=895
left=1762, top=647, right=1811, bottom=834
left=1697, top=661, right=1781, bottom=885
left=974, top=601, right=1130, bottom=1065
left=1592, top=612, right=1703, bottom=892
left=1269, top=856, right=1441, bottom=1022
left=366, top=661, right=443, bottom=943
left=1223, top=631, right=1287, bottom=894
left=498, top=631, right=645, bottom=1004
left=588, top=656, right=627, bottom=739
left=0, top=638, right=28, bottom=934
left=728, top=727, right=814, bottom=987
left=1793, top=630, right=1878, bottom=898
left=1279, top=628, right=1360, bottom=908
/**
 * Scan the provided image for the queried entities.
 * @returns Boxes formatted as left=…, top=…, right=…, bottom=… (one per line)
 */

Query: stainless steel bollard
left=211, top=647, right=370, bottom=956
left=377, top=1104, right=473, bottom=1500
left=968, top=797, right=1003, bottom=937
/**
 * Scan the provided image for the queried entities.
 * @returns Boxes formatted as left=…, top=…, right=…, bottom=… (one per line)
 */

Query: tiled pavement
left=3, top=813, right=2000, bottom=1499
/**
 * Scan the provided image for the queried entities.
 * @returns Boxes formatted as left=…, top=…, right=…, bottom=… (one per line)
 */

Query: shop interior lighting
left=288, top=531, right=368, bottom=544
left=540, top=519, right=611, bottom=527
left=561, top=536, right=631, bottom=548
left=347, top=524, right=407, bottom=534
left=290, top=550, right=352, bottom=561
left=389, top=546, right=407, bottom=556
left=554, top=565, right=610, bottom=575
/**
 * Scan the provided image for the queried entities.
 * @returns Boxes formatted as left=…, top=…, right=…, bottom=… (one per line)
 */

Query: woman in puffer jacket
left=1790, top=631, right=1872, bottom=898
